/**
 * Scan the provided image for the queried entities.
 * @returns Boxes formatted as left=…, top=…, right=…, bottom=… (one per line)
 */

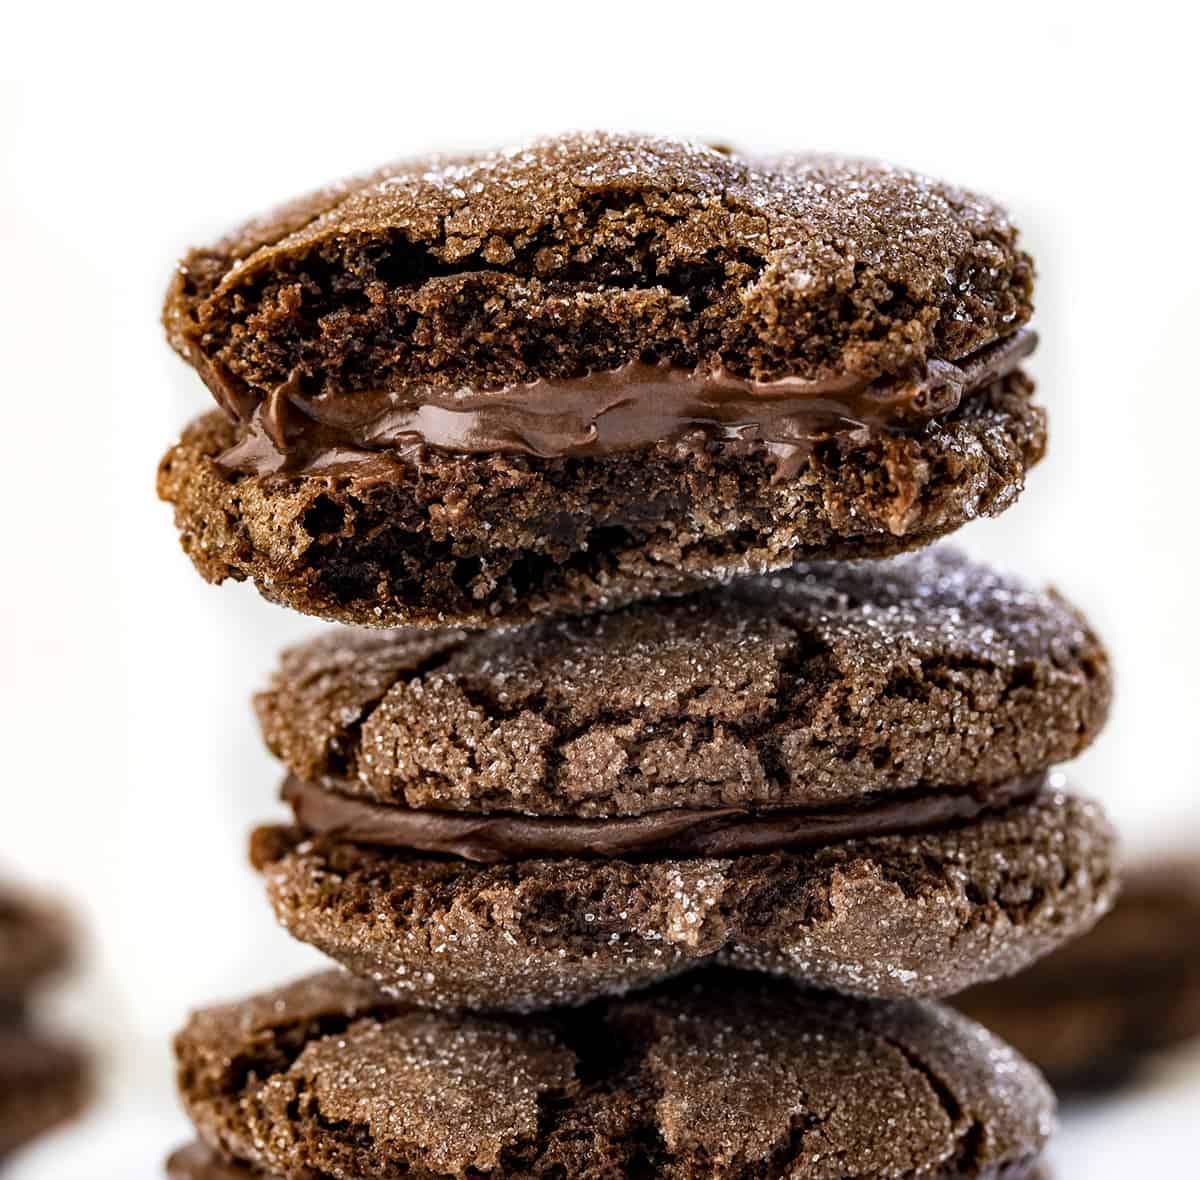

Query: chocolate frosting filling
left=282, top=773, right=1046, bottom=863
left=211, top=329, right=1037, bottom=480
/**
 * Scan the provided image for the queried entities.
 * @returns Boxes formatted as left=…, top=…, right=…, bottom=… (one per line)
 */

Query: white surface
left=3, top=1, right=1198, bottom=1175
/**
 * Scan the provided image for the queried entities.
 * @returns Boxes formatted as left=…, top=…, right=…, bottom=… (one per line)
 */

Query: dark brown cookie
left=0, top=886, right=73, bottom=1008
left=246, top=550, right=1114, bottom=1008
left=165, top=133, right=1034, bottom=396
left=0, top=1027, right=89, bottom=1162
left=254, top=549, right=1110, bottom=818
left=171, top=968, right=1053, bottom=1180
left=157, top=375, right=1043, bottom=628
left=159, top=132, right=1043, bottom=626
left=251, top=790, right=1117, bottom=1010
left=956, top=859, right=1200, bottom=1091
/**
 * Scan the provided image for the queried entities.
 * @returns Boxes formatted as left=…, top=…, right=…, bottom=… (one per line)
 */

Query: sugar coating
left=255, top=548, right=1110, bottom=816
left=165, top=131, right=1034, bottom=398
left=249, top=791, right=1118, bottom=1011
left=173, top=968, right=1053, bottom=1179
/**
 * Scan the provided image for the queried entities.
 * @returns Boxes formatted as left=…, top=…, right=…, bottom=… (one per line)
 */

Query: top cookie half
left=160, top=132, right=1041, bottom=627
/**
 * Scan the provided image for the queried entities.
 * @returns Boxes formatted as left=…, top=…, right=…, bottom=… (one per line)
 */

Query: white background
left=3, top=2, right=1199, bottom=1175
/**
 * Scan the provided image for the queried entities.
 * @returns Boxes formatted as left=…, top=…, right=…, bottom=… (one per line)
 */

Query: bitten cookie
left=249, top=549, right=1117, bottom=1009
left=159, top=131, right=1043, bottom=626
left=169, top=969, right=1054, bottom=1180
left=957, top=859, right=1200, bottom=1090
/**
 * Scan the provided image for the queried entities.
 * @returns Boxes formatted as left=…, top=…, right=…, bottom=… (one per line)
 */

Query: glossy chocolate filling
left=283, top=772, right=1046, bottom=864
left=210, top=329, right=1037, bottom=480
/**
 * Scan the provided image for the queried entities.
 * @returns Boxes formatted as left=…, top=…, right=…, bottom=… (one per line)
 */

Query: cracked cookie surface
left=172, top=968, right=1053, bottom=1180
left=255, top=549, right=1110, bottom=817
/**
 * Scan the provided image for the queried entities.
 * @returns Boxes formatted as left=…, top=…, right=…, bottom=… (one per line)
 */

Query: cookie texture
left=159, top=132, right=1044, bottom=627
left=251, top=791, right=1117, bottom=1010
left=956, top=859, right=1200, bottom=1090
left=0, top=1028, right=89, bottom=1160
left=158, top=375, right=1044, bottom=627
left=0, top=887, right=72, bottom=1005
left=174, top=968, right=1053, bottom=1180
left=165, top=132, right=1034, bottom=401
left=254, top=549, right=1109, bottom=817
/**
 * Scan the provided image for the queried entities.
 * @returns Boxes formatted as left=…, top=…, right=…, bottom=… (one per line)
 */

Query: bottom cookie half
left=252, top=791, right=1118, bottom=1012
left=159, top=372, right=1043, bottom=629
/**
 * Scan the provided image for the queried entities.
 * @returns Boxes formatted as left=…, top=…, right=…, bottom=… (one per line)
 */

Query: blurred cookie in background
left=956, top=858, right=1200, bottom=1093
left=0, top=881, right=90, bottom=1162
left=0, top=1028, right=89, bottom=1162
left=0, top=886, right=73, bottom=1014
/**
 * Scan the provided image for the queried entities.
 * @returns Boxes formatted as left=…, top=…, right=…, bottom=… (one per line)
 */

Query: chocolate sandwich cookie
left=956, top=859, right=1200, bottom=1091
left=249, top=549, right=1117, bottom=1009
left=169, top=968, right=1054, bottom=1180
left=0, top=1028, right=89, bottom=1162
left=159, top=131, right=1043, bottom=627
left=0, top=886, right=72, bottom=1012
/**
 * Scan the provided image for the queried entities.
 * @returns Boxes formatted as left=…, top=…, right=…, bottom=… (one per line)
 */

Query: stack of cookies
left=158, top=133, right=1118, bottom=1180
left=0, top=884, right=88, bottom=1163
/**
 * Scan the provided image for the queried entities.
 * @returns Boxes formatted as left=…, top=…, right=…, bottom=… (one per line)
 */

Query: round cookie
left=0, top=1028, right=89, bottom=1162
left=956, top=859, right=1200, bottom=1091
left=254, top=548, right=1110, bottom=819
left=159, top=132, right=1043, bottom=627
left=171, top=969, right=1054, bottom=1180
left=0, top=886, right=73, bottom=1010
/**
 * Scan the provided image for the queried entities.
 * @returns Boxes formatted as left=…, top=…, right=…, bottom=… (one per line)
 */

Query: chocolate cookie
left=159, top=132, right=1043, bottom=627
left=255, top=549, right=1109, bottom=819
left=0, top=1028, right=89, bottom=1162
left=249, top=550, right=1116, bottom=1009
left=956, top=859, right=1200, bottom=1091
left=170, top=968, right=1053, bottom=1180
left=252, top=791, right=1115, bottom=1011
left=0, top=886, right=73, bottom=1010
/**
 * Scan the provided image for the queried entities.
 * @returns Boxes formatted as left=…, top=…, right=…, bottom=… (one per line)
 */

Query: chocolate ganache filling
left=283, top=772, right=1046, bottom=864
left=212, top=329, right=1037, bottom=479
